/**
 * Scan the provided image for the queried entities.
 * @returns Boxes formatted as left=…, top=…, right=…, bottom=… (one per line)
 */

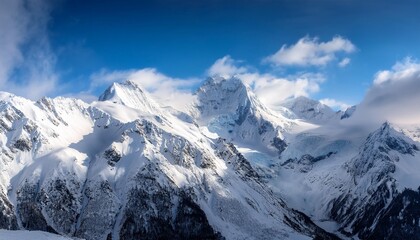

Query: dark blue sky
left=33, top=0, right=420, bottom=104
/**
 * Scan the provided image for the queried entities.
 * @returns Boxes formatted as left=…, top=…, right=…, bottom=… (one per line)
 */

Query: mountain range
left=0, top=76, right=419, bottom=240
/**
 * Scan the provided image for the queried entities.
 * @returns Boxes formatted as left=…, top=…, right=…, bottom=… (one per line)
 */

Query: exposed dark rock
left=104, top=148, right=121, bottom=166
left=75, top=180, right=119, bottom=240
left=340, top=106, right=356, bottom=120
left=331, top=181, right=395, bottom=238
left=284, top=209, right=340, bottom=240
left=40, top=178, right=81, bottom=235
left=235, top=99, right=251, bottom=125
left=0, top=192, right=18, bottom=230
left=272, top=137, right=287, bottom=154
left=0, top=119, right=11, bottom=132
left=174, top=192, right=224, bottom=240
left=216, top=139, right=260, bottom=181
left=16, top=179, right=81, bottom=235
left=366, top=188, right=420, bottom=240
left=13, top=138, right=32, bottom=151
left=281, top=152, right=335, bottom=172
left=258, top=121, right=273, bottom=135
left=16, top=182, right=55, bottom=232
left=119, top=171, right=222, bottom=240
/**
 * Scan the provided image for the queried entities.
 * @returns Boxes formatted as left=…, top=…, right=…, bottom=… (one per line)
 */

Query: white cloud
left=319, top=98, right=350, bottom=111
left=338, top=57, right=351, bottom=67
left=207, top=55, right=248, bottom=77
left=0, top=0, right=58, bottom=100
left=249, top=72, right=325, bottom=108
left=90, top=68, right=199, bottom=111
left=264, top=36, right=356, bottom=67
left=351, top=58, right=420, bottom=125
left=373, top=57, right=420, bottom=85
left=207, top=56, right=325, bottom=108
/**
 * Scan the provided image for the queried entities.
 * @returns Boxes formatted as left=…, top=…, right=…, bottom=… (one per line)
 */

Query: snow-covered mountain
left=0, top=76, right=419, bottom=239
left=0, top=81, right=337, bottom=240
left=279, top=96, right=340, bottom=123
left=193, top=77, right=301, bottom=156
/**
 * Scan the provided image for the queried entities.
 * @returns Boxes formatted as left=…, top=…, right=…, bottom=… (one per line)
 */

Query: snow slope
left=0, top=230, right=73, bottom=240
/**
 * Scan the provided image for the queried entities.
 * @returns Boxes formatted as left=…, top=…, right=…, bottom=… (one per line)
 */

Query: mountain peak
left=202, top=75, right=248, bottom=89
left=341, top=105, right=356, bottom=119
left=98, top=81, right=161, bottom=114
left=195, top=76, right=261, bottom=119
left=0, top=92, right=15, bottom=102
left=280, top=96, right=337, bottom=123
left=194, top=76, right=291, bottom=154
left=98, top=81, right=143, bottom=101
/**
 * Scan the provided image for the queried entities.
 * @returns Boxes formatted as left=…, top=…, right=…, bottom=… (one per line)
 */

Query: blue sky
left=1, top=0, right=420, bottom=110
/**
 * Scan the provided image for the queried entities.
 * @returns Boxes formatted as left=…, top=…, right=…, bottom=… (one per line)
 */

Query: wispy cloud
left=0, top=0, right=58, bottom=100
left=338, top=57, right=351, bottom=67
left=263, top=36, right=356, bottom=67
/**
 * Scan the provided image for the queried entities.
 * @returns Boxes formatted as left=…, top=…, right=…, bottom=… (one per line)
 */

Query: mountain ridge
left=0, top=76, right=419, bottom=239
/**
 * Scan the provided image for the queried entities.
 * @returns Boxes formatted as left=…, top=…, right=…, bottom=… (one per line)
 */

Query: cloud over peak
left=207, top=55, right=248, bottom=77
left=207, top=55, right=326, bottom=109
left=90, top=68, right=199, bottom=111
left=352, top=58, right=420, bottom=125
left=264, top=36, right=356, bottom=67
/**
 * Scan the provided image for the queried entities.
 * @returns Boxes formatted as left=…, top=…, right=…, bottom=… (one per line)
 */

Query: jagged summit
left=195, top=76, right=264, bottom=119
left=195, top=76, right=292, bottom=123
left=98, top=80, right=161, bottom=114
left=349, top=122, right=418, bottom=179
left=194, top=76, right=291, bottom=154
left=340, top=105, right=356, bottom=119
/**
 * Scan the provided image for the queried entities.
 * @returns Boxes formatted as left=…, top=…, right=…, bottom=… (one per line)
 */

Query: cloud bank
left=0, top=0, right=58, bottom=100
left=264, top=36, right=355, bottom=67
left=351, top=58, right=420, bottom=125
